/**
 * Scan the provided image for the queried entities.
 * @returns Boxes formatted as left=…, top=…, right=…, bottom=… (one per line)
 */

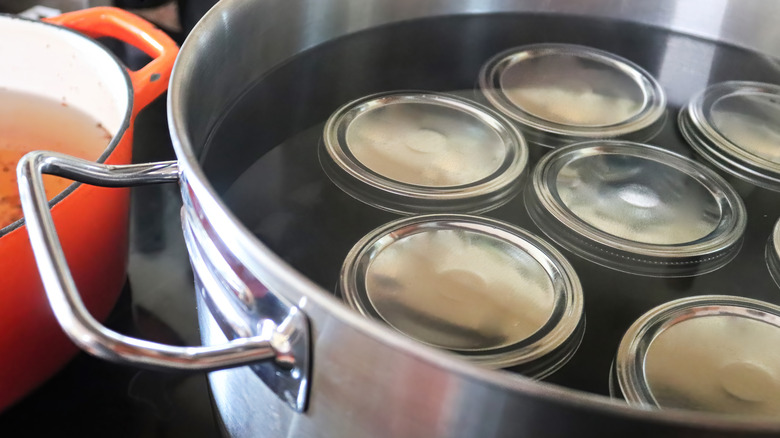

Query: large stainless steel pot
left=17, top=0, right=780, bottom=436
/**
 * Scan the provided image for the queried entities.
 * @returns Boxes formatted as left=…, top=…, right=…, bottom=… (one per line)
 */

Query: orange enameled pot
left=0, top=7, right=177, bottom=410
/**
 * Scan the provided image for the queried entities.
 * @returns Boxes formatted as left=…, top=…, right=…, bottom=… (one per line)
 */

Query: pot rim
left=0, top=13, right=132, bottom=239
left=167, top=0, right=780, bottom=432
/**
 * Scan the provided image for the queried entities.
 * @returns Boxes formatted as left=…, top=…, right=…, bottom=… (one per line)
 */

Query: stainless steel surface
left=16, top=151, right=310, bottom=393
left=525, top=141, right=746, bottom=276
left=615, top=295, right=780, bottom=417
left=182, top=207, right=310, bottom=412
left=161, top=1, right=780, bottom=437
left=680, top=81, right=780, bottom=191
left=321, top=91, right=527, bottom=213
left=479, top=44, right=665, bottom=143
left=339, top=214, right=583, bottom=373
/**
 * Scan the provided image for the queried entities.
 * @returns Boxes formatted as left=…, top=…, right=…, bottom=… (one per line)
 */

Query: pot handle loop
left=17, top=151, right=305, bottom=375
left=44, top=7, right=179, bottom=114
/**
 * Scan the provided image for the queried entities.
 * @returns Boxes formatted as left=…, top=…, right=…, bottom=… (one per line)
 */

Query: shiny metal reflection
left=615, top=295, right=780, bottom=418
left=346, top=98, right=506, bottom=187
left=321, top=91, right=528, bottom=214
left=525, top=141, right=746, bottom=276
left=340, top=214, right=583, bottom=374
left=479, top=44, right=666, bottom=147
left=555, top=152, right=721, bottom=245
left=365, top=226, right=555, bottom=351
left=680, top=81, right=780, bottom=191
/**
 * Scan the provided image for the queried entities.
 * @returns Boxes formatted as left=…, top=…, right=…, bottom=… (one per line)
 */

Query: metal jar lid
left=478, top=44, right=666, bottom=147
left=320, top=91, right=529, bottom=214
left=766, top=218, right=780, bottom=289
left=525, top=140, right=747, bottom=277
left=614, top=295, right=780, bottom=418
left=679, top=81, right=780, bottom=191
left=339, top=214, right=584, bottom=376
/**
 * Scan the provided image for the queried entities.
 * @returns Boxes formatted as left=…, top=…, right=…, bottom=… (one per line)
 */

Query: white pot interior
left=0, top=15, right=129, bottom=137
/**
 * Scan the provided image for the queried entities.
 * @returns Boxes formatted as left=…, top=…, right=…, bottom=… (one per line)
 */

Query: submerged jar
left=339, top=214, right=584, bottom=378
left=479, top=44, right=666, bottom=148
left=766, top=218, right=780, bottom=289
left=524, top=140, right=747, bottom=277
left=320, top=91, right=529, bottom=214
left=679, top=81, right=780, bottom=191
left=612, top=295, right=780, bottom=418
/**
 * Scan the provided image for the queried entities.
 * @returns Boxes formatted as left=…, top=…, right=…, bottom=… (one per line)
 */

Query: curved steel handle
left=17, top=151, right=302, bottom=372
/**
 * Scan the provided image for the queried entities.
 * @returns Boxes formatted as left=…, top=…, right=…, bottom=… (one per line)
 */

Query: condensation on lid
left=321, top=91, right=528, bottom=214
left=615, top=295, right=780, bottom=418
left=479, top=44, right=666, bottom=143
left=339, top=215, right=583, bottom=370
left=525, top=141, right=746, bottom=277
left=681, top=81, right=780, bottom=191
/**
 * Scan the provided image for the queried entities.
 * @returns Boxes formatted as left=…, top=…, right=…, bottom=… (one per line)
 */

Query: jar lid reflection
left=321, top=92, right=528, bottom=214
left=525, top=141, right=746, bottom=277
left=479, top=44, right=666, bottom=147
left=615, top=296, right=780, bottom=418
left=680, top=81, right=780, bottom=191
left=340, top=214, right=584, bottom=374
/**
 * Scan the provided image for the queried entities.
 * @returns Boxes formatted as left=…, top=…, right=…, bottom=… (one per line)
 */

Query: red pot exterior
left=0, top=7, right=177, bottom=411
left=0, top=136, right=131, bottom=412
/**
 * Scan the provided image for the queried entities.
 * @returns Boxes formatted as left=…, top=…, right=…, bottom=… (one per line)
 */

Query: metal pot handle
left=17, top=151, right=309, bottom=376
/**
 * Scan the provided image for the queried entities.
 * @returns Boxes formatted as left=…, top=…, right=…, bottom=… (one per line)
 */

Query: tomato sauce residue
left=0, top=89, right=112, bottom=229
